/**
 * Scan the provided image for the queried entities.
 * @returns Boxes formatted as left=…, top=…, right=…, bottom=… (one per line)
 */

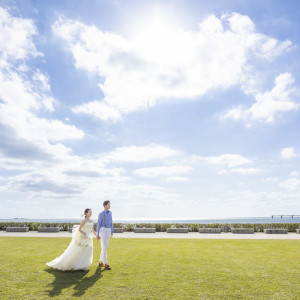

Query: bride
left=46, top=208, right=97, bottom=271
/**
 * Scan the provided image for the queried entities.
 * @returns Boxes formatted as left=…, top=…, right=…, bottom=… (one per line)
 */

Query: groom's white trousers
left=99, top=227, right=111, bottom=264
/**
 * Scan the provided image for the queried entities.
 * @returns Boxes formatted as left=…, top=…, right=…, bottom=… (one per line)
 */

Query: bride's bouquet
left=72, top=225, right=93, bottom=248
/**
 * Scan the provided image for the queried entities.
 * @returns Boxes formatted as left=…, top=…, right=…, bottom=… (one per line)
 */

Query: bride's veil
left=71, top=225, right=80, bottom=239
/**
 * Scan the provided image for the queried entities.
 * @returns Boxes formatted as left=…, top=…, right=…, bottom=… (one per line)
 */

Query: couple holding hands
left=46, top=200, right=113, bottom=271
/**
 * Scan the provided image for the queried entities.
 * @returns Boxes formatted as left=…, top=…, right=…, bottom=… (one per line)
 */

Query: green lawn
left=0, top=237, right=299, bottom=299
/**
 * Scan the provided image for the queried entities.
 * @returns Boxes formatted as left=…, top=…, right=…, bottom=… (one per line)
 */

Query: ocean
left=1, top=217, right=300, bottom=224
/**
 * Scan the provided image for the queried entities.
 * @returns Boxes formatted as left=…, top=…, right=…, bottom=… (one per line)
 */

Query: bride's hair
left=84, top=208, right=91, bottom=217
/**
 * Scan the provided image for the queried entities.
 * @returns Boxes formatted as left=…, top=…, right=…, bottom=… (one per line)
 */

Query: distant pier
left=271, top=215, right=300, bottom=219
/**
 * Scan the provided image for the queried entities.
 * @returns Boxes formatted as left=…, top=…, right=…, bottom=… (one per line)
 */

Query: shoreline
left=1, top=218, right=300, bottom=224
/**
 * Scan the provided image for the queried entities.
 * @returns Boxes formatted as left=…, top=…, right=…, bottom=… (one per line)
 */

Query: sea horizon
left=1, top=216, right=300, bottom=224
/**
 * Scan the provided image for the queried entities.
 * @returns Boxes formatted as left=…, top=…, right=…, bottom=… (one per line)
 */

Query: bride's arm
left=78, top=220, right=87, bottom=236
left=92, top=226, right=97, bottom=237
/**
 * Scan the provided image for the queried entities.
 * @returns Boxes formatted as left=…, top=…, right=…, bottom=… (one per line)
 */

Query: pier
left=271, top=215, right=300, bottom=219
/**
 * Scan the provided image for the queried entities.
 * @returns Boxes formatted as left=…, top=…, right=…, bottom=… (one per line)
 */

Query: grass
left=0, top=237, right=299, bottom=299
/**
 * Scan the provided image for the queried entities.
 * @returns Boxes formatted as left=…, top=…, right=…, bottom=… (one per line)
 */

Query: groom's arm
left=110, top=212, right=113, bottom=235
left=97, top=212, right=102, bottom=237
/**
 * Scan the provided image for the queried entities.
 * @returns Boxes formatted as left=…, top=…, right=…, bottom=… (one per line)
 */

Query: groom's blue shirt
left=97, top=210, right=113, bottom=236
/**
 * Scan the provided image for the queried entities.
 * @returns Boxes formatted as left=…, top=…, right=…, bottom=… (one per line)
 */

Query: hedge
left=1, top=222, right=299, bottom=232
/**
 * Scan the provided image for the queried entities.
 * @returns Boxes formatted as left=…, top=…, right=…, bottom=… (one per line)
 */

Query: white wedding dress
left=46, top=222, right=94, bottom=271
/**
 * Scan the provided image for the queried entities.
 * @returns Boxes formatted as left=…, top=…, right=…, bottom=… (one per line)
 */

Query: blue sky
left=0, top=0, right=300, bottom=219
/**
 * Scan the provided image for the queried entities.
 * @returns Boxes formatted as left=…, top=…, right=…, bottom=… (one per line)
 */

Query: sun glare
left=127, top=7, right=184, bottom=62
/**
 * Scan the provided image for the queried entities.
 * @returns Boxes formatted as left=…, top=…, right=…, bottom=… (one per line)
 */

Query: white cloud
left=134, top=165, right=193, bottom=177
left=220, top=167, right=262, bottom=175
left=0, top=5, right=184, bottom=209
left=29, top=118, right=84, bottom=142
left=1, top=6, right=298, bottom=219
left=165, top=177, right=189, bottom=182
left=222, top=106, right=243, bottom=120
left=42, top=97, right=56, bottom=112
left=0, top=67, right=38, bottom=109
left=279, top=178, right=300, bottom=190
left=223, top=73, right=298, bottom=123
left=53, top=13, right=291, bottom=121
left=0, top=7, right=84, bottom=166
left=0, top=72, right=84, bottom=143
left=0, top=142, right=181, bottom=198
left=72, top=101, right=121, bottom=122
left=204, top=154, right=252, bottom=168
left=248, top=73, right=298, bottom=121
left=0, top=6, right=89, bottom=201
left=233, top=167, right=262, bottom=175
left=263, top=177, right=279, bottom=182
left=280, top=147, right=297, bottom=159
left=290, top=171, right=300, bottom=177
left=0, top=7, right=41, bottom=62
left=100, top=144, right=178, bottom=163
left=227, top=190, right=300, bottom=208
left=197, top=153, right=262, bottom=175
left=33, top=71, right=51, bottom=91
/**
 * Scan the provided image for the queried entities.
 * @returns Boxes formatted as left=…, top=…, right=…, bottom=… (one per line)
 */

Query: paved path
left=0, top=231, right=299, bottom=239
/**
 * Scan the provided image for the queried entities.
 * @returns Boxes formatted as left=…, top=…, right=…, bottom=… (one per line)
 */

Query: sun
left=125, top=6, right=184, bottom=62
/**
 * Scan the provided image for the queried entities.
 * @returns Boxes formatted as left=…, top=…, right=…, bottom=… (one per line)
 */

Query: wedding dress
left=46, top=222, right=94, bottom=271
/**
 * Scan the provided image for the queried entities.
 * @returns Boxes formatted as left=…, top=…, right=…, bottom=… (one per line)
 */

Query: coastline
left=1, top=217, right=300, bottom=224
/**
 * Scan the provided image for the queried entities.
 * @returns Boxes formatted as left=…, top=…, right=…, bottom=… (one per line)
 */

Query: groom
left=97, top=200, right=113, bottom=270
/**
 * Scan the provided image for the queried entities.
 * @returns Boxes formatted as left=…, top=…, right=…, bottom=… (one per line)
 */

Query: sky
left=0, top=0, right=300, bottom=220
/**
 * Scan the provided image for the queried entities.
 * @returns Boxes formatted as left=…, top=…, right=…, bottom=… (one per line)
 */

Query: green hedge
left=118, top=222, right=300, bottom=232
left=1, top=222, right=299, bottom=232
left=0, top=222, right=77, bottom=231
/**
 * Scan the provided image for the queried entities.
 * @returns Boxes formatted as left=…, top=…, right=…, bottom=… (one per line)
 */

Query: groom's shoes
left=99, top=261, right=111, bottom=270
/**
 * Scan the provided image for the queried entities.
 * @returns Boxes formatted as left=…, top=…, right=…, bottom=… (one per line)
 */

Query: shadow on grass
left=45, top=266, right=103, bottom=297
left=73, top=266, right=103, bottom=297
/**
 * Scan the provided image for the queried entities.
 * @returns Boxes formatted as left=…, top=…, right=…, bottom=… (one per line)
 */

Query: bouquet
left=72, top=225, right=93, bottom=248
